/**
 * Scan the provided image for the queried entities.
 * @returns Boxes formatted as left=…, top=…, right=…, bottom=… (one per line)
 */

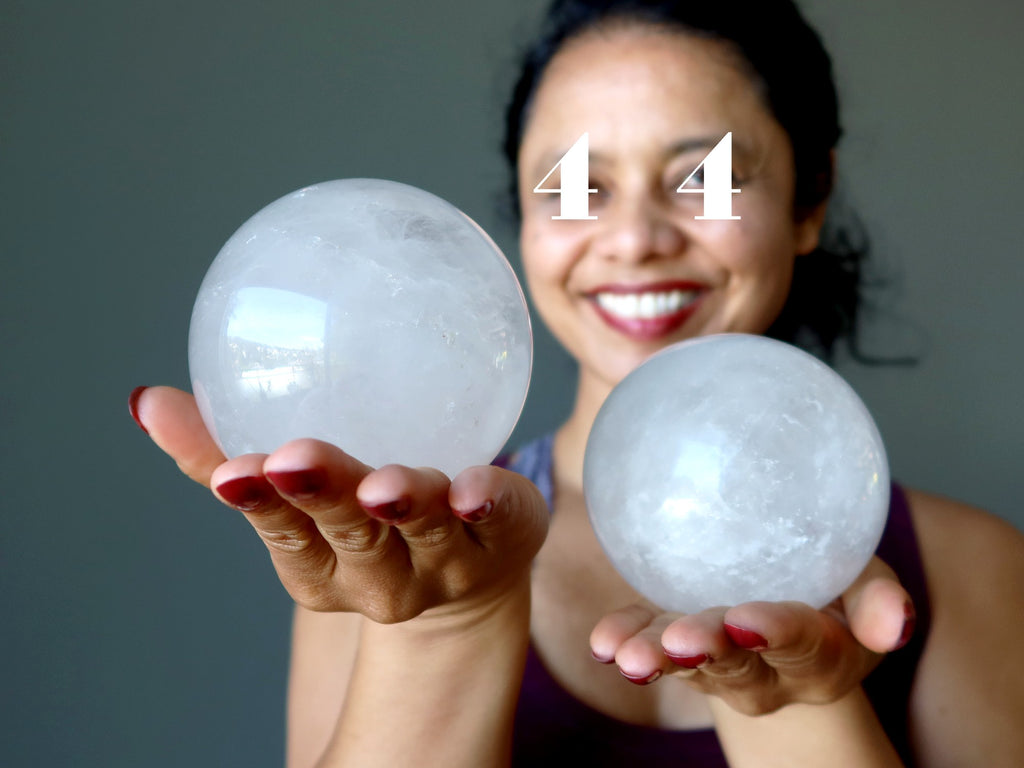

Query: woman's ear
left=793, top=149, right=835, bottom=256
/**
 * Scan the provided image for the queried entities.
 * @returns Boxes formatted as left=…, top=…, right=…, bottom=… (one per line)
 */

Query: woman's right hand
left=130, top=385, right=550, bottom=624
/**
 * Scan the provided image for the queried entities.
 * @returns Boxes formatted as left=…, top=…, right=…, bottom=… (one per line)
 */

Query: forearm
left=316, top=578, right=532, bottom=768
left=710, top=687, right=904, bottom=768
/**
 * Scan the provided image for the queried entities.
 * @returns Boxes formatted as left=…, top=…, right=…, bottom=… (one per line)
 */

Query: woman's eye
left=676, top=166, right=705, bottom=190
left=588, top=179, right=610, bottom=204
left=672, top=167, right=741, bottom=197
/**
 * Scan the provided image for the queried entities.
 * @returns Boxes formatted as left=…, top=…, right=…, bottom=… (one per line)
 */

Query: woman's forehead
left=546, top=20, right=751, bottom=85
left=520, top=26, right=778, bottom=160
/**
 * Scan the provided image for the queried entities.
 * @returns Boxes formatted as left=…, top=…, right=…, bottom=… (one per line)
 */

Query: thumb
left=842, top=556, right=915, bottom=654
left=130, top=385, right=226, bottom=487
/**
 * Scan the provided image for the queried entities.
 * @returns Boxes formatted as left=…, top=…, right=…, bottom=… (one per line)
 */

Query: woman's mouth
left=589, top=282, right=705, bottom=341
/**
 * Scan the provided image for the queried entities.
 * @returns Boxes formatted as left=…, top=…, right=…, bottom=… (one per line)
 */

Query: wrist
left=359, top=572, right=532, bottom=652
left=325, top=576, right=532, bottom=768
left=709, top=687, right=904, bottom=768
left=368, top=577, right=528, bottom=638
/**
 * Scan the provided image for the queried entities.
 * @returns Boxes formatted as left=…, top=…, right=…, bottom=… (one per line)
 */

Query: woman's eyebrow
left=664, top=133, right=756, bottom=160
left=587, top=137, right=725, bottom=166
left=529, top=133, right=752, bottom=177
left=664, top=136, right=723, bottom=156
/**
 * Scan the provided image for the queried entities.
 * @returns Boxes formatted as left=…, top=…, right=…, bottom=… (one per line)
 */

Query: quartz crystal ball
left=583, top=334, right=889, bottom=613
left=189, top=179, right=532, bottom=478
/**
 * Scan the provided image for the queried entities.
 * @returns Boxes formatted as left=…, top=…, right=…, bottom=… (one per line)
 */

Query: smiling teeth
left=596, top=290, right=696, bottom=319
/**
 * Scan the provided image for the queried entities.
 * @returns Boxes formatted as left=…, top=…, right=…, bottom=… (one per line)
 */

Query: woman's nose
left=595, top=196, right=685, bottom=264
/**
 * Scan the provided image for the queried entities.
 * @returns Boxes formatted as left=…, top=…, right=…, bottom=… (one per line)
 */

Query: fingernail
left=591, top=649, right=615, bottom=665
left=458, top=500, right=493, bottom=523
left=361, top=497, right=411, bottom=523
left=216, top=476, right=269, bottom=510
left=724, top=624, right=769, bottom=651
left=266, top=468, right=327, bottom=498
left=128, top=386, right=149, bottom=434
left=893, top=601, right=916, bottom=650
left=620, top=669, right=662, bottom=686
left=665, top=651, right=710, bottom=669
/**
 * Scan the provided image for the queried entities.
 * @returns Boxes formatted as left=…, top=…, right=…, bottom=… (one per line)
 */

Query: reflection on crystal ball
left=583, top=334, right=889, bottom=613
left=189, top=179, right=532, bottom=478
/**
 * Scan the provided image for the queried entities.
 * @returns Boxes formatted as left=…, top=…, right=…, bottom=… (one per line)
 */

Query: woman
left=129, top=1, right=1024, bottom=765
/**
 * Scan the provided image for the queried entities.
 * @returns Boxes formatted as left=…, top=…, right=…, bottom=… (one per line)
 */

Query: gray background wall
left=2, top=1, right=1020, bottom=765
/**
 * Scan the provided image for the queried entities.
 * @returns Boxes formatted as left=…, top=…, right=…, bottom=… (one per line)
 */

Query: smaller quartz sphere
left=189, top=179, right=532, bottom=478
left=583, top=334, right=889, bottom=613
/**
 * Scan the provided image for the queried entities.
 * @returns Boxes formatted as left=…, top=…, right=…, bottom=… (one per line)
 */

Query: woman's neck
left=553, top=372, right=613, bottom=493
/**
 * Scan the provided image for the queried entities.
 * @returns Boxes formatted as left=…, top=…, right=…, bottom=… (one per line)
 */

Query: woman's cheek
left=523, top=220, right=586, bottom=276
left=722, top=212, right=797, bottom=272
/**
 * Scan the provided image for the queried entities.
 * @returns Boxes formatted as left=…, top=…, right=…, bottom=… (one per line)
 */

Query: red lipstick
left=588, top=280, right=705, bottom=341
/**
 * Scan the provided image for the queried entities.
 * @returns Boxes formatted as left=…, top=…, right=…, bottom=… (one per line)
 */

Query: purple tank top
left=502, top=433, right=930, bottom=767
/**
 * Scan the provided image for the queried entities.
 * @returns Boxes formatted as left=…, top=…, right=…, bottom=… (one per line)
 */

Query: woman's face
left=517, top=25, right=827, bottom=394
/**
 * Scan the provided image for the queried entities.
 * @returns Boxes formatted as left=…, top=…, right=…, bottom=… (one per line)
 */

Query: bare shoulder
left=287, top=607, right=364, bottom=768
left=905, top=486, right=1024, bottom=649
left=903, top=488, right=1024, bottom=767
left=905, top=487, right=1024, bottom=591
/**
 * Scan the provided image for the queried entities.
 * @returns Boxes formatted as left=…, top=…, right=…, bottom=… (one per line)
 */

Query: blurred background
left=2, top=0, right=1021, bottom=764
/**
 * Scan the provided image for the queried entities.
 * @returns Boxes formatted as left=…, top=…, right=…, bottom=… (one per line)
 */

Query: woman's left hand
left=589, top=556, right=913, bottom=715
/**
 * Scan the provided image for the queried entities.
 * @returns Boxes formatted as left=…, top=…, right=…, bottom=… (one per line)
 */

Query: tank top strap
left=498, top=433, right=555, bottom=511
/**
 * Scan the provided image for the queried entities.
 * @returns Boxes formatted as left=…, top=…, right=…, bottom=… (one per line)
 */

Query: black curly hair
left=502, top=0, right=869, bottom=361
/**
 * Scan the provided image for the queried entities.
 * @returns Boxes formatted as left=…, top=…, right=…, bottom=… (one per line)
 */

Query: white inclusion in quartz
left=583, top=334, right=889, bottom=613
left=189, top=179, right=532, bottom=478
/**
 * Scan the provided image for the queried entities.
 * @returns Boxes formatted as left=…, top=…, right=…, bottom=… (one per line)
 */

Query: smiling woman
left=516, top=27, right=820, bottom=401
left=126, top=0, right=1024, bottom=766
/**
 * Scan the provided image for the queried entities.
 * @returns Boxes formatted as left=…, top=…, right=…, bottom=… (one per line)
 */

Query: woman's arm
left=710, top=687, right=903, bottom=767
left=591, top=557, right=912, bottom=767
left=314, top=580, right=531, bottom=768
left=288, top=582, right=533, bottom=768
left=286, top=608, right=362, bottom=768
left=133, top=386, right=548, bottom=768
left=907, top=490, right=1024, bottom=767
left=588, top=488, right=1024, bottom=766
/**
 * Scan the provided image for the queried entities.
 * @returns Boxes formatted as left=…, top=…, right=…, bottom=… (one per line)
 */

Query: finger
left=448, top=466, right=550, bottom=557
left=132, top=386, right=226, bottom=486
left=263, top=441, right=479, bottom=620
left=210, top=455, right=340, bottom=596
left=356, top=464, right=454, bottom=538
left=724, top=601, right=836, bottom=659
left=211, top=453, right=275, bottom=511
left=842, top=557, right=915, bottom=653
left=614, top=612, right=682, bottom=685
left=589, top=600, right=660, bottom=664
left=720, top=600, right=877, bottom=698
left=262, top=439, right=381, bottom=560
left=720, top=559, right=912, bottom=663
left=661, top=607, right=731, bottom=671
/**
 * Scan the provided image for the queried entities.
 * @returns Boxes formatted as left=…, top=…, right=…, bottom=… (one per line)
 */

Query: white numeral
left=677, top=132, right=741, bottom=220
left=534, top=131, right=741, bottom=221
left=533, top=132, right=597, bottom=220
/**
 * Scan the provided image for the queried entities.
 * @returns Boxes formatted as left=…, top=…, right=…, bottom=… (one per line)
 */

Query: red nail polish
left=893, top=601, right=916, bottom=650
left=361, top=497, right=411, bottom=523
left=724, top=624, right=769, bottom=651
left=458, top=500, right=493, bottom=523
left=216, top=476, right=269, bottom=510
left=666, top=652, right=710, bottom=669
left=128, top=386, right=149, bottom=434
left=620, top=669, right=662, bottom=685
left=266, top=468, right=327, bottom=498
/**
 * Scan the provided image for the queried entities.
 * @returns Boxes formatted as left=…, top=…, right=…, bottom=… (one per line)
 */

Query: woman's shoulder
left=903, top=486, right=1024, bottom=620
left=904, top=487, right=1024, bottom=580
left=900, top=487, right=1024, bottom=764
